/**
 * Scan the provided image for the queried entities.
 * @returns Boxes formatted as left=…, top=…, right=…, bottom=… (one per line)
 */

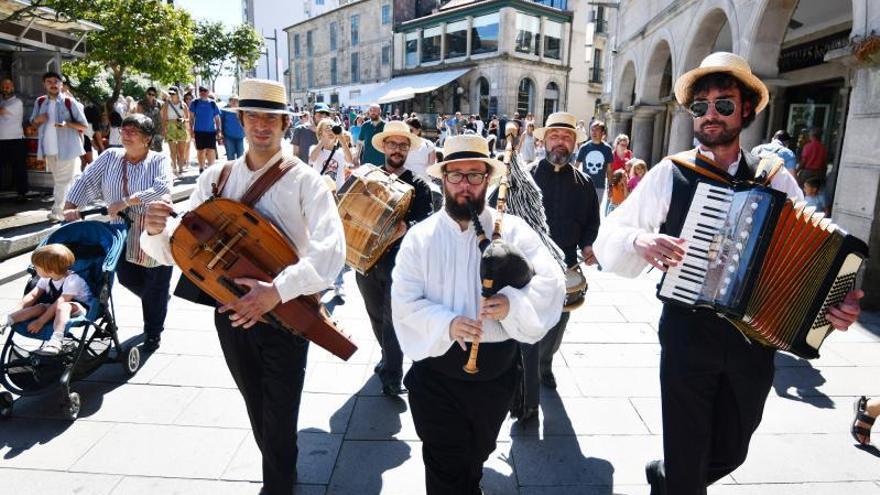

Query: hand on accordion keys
left=826, top=289, right=864, bottom=331
left=633, top=233, right=688, bottom=271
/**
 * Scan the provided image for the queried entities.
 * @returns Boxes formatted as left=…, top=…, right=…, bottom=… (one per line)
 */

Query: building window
left=445, top=19, right=468, bottom=59
left=590, top=48, right=603, bottom=83
left=306, top=30, right=313, bottom=57
left=405, top=31, right=419, bottom=67
left=330, top=22, right=337, bottom=51
left=471, top=13, right=499, bottom=54
left=351, top=52, right=360, bottom=82
left=307, top=61, right=314, bottom=88
left=516, top=78, right=534, bottom=115
left=316, top=0, right=324, bottom=4
left=543, top=82, right=559, bottom=123
left=531, top=0, right=567, bottom=8
left=593, top=6, right=607, bottom=34
left=515, top=13, right=540, bottom=55
left=351, top=15, right=359, bottom=46
left=422, top=25, right=441, bottom=63
left=544, top=20, right=562, bottom=60
left=330, top=57, right=337, bottom=85
left=382, top=45, right=391, bottom=65
left=293, top=33, right=300, bottom=57
left=294, top=64, right=302, bottom=90
left=382, top=4, right=391, bottom=25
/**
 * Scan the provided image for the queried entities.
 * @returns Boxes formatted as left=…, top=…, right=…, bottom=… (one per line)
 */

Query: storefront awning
left=351, top=68, right=472, bottom=105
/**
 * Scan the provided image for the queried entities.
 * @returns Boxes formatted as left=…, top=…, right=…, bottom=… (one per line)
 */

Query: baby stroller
left=0, top=211, right=141, bottom=420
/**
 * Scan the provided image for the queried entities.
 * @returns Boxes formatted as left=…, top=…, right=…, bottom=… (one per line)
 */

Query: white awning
left=351, top=68, right=471, bottom=105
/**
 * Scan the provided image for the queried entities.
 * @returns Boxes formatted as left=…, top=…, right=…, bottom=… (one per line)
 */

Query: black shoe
left=373, top=362, right=382, bottom=375
left=381, top=381, right=406, bottom=396
left=541, top=372, right=557, bottom=389
left=142, top=335, right=161, bottom=353
left=15, top=195, right=27, bottom=204
left=645, top=459, right=666, bottom=495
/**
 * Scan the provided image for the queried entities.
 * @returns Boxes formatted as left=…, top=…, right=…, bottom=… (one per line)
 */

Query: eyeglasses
left=444, top=171, right=488, bottom=185
left=383, top=141, right=411, bottom=151
left=689, top=98, right=737, bottom=118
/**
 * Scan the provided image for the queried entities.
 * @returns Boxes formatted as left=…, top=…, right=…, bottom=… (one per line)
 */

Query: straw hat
left=534, top=112, right=588, bottom=143
left=236, top=78, right=291, bottom=114
left=674, top=51, right=769, bottom=115
left=371, top=120, right=422, bottom=150
left=426, top=134, right=506, bottom=180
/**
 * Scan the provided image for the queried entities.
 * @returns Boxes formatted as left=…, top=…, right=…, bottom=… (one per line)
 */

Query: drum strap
left=211, top=157, right=299, bottom=207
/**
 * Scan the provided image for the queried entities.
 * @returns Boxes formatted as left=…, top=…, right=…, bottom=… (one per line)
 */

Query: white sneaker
left=35, top=338, right=63, bottom=356
left=46, top=213, right=63, bottom=223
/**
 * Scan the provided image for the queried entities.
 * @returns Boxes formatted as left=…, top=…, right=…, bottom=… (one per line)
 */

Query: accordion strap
left=754, top=155, right=785, bottom=186
left=667, top=150, right=733, bottom=185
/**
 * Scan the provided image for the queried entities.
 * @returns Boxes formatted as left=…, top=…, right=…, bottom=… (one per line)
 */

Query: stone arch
left=641, top=39, right=674, bottom=104
left=680, top=5, right=738, bottom=76
left=473, top=75, right=491, bottom=118
left=542, top=80, right=561, bottom=124
left=516, top=77, right=536, bottom=116
left=615, top=60, right=637, bottom=111
left=743, top=0, right=855, bottom=76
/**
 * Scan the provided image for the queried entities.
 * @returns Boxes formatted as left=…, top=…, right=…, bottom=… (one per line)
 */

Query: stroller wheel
left=122, top=346, right=141, bottom=376
left=63, top=392, right=81, bottom=420
left=0, top=391, right=13, bottom=419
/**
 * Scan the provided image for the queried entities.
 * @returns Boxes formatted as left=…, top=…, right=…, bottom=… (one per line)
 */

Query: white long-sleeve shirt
left=391, top=208, right=565, bottom=362
left=595, top=148, right=804, bottom=278
left=140, top=150, right=346, bottom=303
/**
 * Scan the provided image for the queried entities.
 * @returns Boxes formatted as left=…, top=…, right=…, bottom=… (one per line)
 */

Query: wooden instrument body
left=169, top=198, right=357, bottom=360
left=337, top=164, right=413, bottom=274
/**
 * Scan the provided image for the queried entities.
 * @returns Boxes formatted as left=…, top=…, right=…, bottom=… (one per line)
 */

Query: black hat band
left=238, top=99, right=287, bottom=111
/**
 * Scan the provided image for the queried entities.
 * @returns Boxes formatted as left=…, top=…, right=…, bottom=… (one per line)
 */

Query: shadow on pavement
left=772, top=352, right=833, bottom=409
left=510, top=388, right=615, bottom=493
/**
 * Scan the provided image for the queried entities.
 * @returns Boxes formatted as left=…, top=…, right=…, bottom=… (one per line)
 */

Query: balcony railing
left=589, top=67, right=604, bottom=84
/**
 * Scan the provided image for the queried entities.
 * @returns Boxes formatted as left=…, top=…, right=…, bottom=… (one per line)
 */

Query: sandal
left=851, top=396, right=875, bottom=445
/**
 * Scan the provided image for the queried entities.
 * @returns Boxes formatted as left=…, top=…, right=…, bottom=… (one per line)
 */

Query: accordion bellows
left=658, top=182, right=868, bottom=359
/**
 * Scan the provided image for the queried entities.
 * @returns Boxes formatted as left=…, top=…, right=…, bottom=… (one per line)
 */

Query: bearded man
left=391, top=134, right=565, bottom=495
left=355, top=120, right=434, bottom=396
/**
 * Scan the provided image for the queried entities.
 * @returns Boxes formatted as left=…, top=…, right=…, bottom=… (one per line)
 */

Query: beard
left=694, top=119, right=740, bottom=147
left=547, top=145, right=571, bottom=166
left=444, top=186, right=487, bottom=222
left=385, top=152, right=406, bottom=169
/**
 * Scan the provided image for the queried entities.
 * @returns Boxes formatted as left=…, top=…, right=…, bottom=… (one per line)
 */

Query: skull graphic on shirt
left=584, top=150, right=606, bottom=176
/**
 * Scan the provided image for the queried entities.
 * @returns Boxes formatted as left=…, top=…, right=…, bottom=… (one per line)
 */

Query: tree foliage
left=56, top=0, right=195, bottom=101
left=190, top=21, right=264, bottom=91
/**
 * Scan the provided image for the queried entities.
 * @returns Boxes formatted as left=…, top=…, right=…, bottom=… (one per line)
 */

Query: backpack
left=37, top=95, right=83, bottom=134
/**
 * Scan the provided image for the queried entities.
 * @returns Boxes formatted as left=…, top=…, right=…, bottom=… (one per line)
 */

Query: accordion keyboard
left=658, top=183, right=734, bottom=305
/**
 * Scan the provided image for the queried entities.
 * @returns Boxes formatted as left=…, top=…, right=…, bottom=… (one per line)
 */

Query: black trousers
left=215, top=311, right=309, bottom=495
left=405, top=361, right=517, bottom=495
left=355, top=262, right=403, bottom=384
left=658, top=305, right=775, bottom=495
left=0, top=139, right=27, bottom=195
left=115, top=258, right=173, bottom=337
left=521, top=311, right=570, bottom=409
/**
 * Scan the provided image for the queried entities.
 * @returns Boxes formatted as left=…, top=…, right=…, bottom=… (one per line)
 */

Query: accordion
left=658, top=182, right=868, bottom=359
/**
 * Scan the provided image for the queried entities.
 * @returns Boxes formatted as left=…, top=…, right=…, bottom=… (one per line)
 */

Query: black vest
left=660, top=151, right=759, bottom=238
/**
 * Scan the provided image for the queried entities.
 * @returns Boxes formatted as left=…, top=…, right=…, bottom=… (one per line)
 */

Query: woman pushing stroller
left=2, top=244, right=93, bottom=355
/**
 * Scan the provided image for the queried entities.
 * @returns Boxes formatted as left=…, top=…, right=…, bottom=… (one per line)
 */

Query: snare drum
left=337, top=164, right=414, bottom=273
left=563, top=263, right=587, bottom=312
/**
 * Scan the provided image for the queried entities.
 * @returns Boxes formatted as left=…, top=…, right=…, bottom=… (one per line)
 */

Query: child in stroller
left=3, top=244, right=93, bottom=355
left=0, top=216, right=141, bottom=420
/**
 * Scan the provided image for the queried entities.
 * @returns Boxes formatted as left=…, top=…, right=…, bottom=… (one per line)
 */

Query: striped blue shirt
left=66, top=148, right=173, bottom=224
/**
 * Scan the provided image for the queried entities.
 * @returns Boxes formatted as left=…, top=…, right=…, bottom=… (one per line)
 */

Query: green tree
left=190, top=22, right=264, bottom=91
left=62, top=0, right=195, bottom=102
left=189, top=20, right=229, bottom=92
left=0, top=0, right=84, bottom=23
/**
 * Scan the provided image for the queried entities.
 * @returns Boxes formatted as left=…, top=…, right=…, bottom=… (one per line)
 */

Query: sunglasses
left=689, top=98, right=736, bottom=118
left=445, top=171, right=488, bottom=185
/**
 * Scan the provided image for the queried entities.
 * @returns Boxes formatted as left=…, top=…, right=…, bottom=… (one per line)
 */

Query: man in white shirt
left=0, top=78, right=26, bottom=202
left=141, top=79, right=345, bottom=495
left=392, top=134, right=564, bottom=495
left=594, top=52, right=863, bottom=495
left=30, top=71, right=88, bottom=222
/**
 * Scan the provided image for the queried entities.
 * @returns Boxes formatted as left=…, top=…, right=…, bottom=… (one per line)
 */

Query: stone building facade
left=388, top=0, right=592, bottom=125
left=284, top=0, right=394, bottom=108
left=605, top=0, right=880, bottom=308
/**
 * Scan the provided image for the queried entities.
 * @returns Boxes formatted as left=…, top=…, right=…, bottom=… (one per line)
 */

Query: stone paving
left=0, top=239, right=879, bottom=494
